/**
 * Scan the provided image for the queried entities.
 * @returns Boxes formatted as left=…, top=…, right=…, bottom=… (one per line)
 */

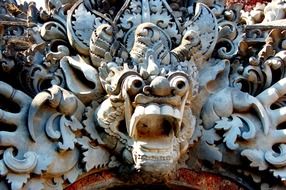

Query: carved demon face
left=95, top=23, right=197, bottom=173
left=126, top=71, right=194, bottom=172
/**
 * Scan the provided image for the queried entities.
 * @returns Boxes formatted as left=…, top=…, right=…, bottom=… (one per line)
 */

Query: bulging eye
left=126, top=76, right=145, bottom=96
left=169, top=75, right=189, bottom=96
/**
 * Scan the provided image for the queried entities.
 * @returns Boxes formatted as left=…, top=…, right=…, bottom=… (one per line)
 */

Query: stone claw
left=0, top=81, right=31, bottom=125
left=0, top=81, right=32, bottom=147
left=257, top=78, right=286, bottom=127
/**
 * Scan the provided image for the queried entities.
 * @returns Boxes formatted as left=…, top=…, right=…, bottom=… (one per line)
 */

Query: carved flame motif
left=1, top=0, right=286, bottom=189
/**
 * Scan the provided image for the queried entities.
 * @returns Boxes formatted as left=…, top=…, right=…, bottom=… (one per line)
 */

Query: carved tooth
left=174, top=108, right=181, bottom=119
left=160, top=105, right=173, bottom=116
left=129, top=106, right=145, bottom=136
left=129, top=115, right=136, bottom=136
left=145, top=104, right=160, bottom=115
left=134, top=153, right=138, bottom=163
left=134, top=105, right=145, bottom=116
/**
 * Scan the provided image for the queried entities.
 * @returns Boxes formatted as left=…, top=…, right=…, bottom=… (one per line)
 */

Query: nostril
left=143, top=86, right=151, bottom=95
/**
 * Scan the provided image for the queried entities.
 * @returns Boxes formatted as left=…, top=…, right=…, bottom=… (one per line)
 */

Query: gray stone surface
left=0, top=0, right=286, bottom=189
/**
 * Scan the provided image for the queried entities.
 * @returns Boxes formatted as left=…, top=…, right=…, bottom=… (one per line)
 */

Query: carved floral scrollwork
left=2, top=0, right=286, bottom=189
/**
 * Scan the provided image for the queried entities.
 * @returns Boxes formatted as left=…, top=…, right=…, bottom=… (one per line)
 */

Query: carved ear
left=60, top=55, right=104, bottom=104
left=172, top=3, right=218, bottom=63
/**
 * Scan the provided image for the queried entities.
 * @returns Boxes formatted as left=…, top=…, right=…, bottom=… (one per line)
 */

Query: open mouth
left=129, top=103, right=182, bottom=138
left=129, top=103, right=182, bottom=170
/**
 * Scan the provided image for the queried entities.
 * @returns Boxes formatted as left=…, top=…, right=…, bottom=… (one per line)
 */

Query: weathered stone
left=0, top=0, right=286, bottom=189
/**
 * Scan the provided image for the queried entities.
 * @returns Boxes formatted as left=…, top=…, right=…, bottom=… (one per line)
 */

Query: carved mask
left=95, top=22, right=198, bottom=173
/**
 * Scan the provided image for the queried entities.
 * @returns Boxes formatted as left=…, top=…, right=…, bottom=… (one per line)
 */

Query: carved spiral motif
left=1, top=0, right=286, bottom=189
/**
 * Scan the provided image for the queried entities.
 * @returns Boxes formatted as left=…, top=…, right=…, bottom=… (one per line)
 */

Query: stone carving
left=1, top=0, right=286, bottom=189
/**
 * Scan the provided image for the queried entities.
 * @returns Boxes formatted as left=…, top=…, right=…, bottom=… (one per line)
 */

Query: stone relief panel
left=0, top=0, right=286, bottom=189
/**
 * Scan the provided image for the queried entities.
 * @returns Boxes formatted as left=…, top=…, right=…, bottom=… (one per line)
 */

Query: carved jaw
left=129, top=104, right=182, bottom=138
left=128, top=91, right=187, bottom=173
left=116, top=71, right=193, bottom=173
left=130, top=105, right=182, bottom=172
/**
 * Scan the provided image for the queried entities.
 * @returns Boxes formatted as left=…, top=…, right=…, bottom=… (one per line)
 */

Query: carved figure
left=1, top=0, right=286, bottom=189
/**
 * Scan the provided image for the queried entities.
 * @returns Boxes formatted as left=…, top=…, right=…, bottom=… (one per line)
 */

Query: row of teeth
left=129, top=103, right=182, bottom=136
left=140, top=146, right=172, bottom=153
left=135, top=154, right=172, bottom=161
left=133, top=104, right=182, bottom=119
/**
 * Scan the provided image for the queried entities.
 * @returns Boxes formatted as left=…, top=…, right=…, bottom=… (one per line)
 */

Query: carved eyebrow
left=109, top=70, right=142, bottom=95
left=167, top=71, right=189, bottom=81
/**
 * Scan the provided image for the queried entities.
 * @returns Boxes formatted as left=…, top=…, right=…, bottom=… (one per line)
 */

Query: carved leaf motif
left=40, top=21, right=67, bottom=41
left=260, top=183, right=286, bottom=190
left=201, top=128, right=221, bottom=145
left=265, top=144, right=286, bottom=167
left=196, top=8, right=215, bottom=34
left=69, top=116, right=83, bottom=131
left=215, top=116, right=243, bottom=150
left=6, top=173, right=30, bottom=190
left=130, top=0, right=142, bottom=13
left=120, top=13, right=141, bottom=30
left=84, top=147, right=110, bottom=171
left=240, top=115, right=256, bottom=139
left=149, top=0, right=163, bottom=13
left=151, top=11, right=171, bottom=28
left=164, top=22, right=181, bottom=44
left=189, top=123, right=203, bottom=145
left=243, top=170, right=261, bottom=183
left=51, top=177, right=64, bottom=190
left=194, top=127, right=222, bottom=163
left=72, top=4, right=96, bottom=45
left=23, top=178, right=45, bottom=190
left=58, top=116, right=77, bottom=150
left=63, top=165, right=81, bottom=183
left=3, top=0, right=286, bottom=187
left=217, top=23, right=244, bottom=59
left=33, top=155, right=52, bottom=175
left=78, top=137, right=110, bottom=171
left=3, top=149, right=37, bottom=174
left=83, top=104, right=104, bottom=144
left=271, top=167, right=286, bottom=180
left=184, top=3, right=218, bottom=59
left=241, top=149, right=268, bottom=170
left=0, top=160, right=8, bottom=176
left=197, top=141, right=223, bottom=163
